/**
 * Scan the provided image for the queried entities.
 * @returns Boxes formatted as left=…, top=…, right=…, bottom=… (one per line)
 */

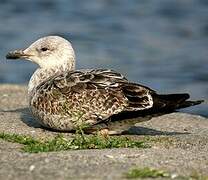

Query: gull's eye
left=40, top=47, right=48, bottom=52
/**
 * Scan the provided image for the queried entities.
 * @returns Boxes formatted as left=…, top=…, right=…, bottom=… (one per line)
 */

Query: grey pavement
left=0, top=85, right=208, bottom=180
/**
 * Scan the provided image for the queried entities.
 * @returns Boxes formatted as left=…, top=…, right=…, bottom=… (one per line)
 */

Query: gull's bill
left=6, top=50, right=31, bottom=60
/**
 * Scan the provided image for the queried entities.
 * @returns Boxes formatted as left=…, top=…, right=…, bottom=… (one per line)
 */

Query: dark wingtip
left=178, top=99, right=204, bottom=109
left=153, top=93, right=203, bottom=110
left=184, top=93, right=190, bottom=100
left=192, top=100, right=204, bottom=105
left=156, top=93, right=190, bottom=102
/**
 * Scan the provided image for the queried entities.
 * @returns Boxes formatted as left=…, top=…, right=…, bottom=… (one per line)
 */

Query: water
left=0, top=0, right=207, bottom=116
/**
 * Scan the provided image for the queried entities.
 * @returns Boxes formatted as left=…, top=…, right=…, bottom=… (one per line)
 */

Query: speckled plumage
left=6, top=36, right=203, bottom=133
left=30, top=69, right=154, bottom=131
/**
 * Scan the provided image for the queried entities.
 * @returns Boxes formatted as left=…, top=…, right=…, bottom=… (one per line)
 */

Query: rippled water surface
left=0, top=0, right=207, bottom=116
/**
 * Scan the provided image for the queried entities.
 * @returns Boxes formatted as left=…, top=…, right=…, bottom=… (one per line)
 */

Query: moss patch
left=126, top=167, right=170, bottom=179
left=0, top=132, right=149, bottom=153
left=125, top=167, right=208, bottom=179
left=187, top=172, right=208, bottom=180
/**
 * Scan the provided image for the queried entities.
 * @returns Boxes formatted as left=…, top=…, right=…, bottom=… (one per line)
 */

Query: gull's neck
left=28, top=62, right=75, bottom=96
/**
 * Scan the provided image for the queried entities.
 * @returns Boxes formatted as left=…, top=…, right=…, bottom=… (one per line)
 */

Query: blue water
left=0, top=0, right=207, bottom=116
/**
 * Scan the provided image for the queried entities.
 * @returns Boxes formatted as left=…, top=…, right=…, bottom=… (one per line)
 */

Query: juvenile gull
left=6, top=36, right=203, bottom=133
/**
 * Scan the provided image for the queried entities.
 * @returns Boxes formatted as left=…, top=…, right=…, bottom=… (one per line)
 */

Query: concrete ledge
left=0, top=85, right=208, bottom=180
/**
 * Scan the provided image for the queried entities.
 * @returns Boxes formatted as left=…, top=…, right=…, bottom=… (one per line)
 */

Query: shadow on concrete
left=1, top=108, right=42, bottom=128
left=0, top=108, right=189, bottom=136
left=84, top=111, right=189, bottom=136
left=123, top=126, right=189, bottom=136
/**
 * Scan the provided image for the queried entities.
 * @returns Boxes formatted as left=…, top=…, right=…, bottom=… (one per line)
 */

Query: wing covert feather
left=31, top=69, right=154, bottom=127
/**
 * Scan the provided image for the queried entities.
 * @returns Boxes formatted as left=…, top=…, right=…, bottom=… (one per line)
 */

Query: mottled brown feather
left=30, top=69, right=154, bottom=131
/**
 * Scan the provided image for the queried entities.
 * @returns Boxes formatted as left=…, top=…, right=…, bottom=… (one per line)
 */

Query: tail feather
left=153, top=93, right=204, bottom=111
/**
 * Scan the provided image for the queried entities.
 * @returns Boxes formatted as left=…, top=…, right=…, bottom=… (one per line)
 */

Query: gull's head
left=6, top=36, right=75, bottom=70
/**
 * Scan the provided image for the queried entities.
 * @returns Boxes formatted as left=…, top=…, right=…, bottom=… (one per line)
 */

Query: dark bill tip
left=6, top=50, right=26, bottom=59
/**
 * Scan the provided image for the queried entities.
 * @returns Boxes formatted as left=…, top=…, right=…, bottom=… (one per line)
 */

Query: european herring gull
left=6, top=36, right=203, bottom=134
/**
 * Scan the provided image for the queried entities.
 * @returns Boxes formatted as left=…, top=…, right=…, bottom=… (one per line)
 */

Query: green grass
left=125, top=167, right=208, bottom=180
left=126, top=167, right=170, bottom=179
left=0, top=132, right=149, bottom=153
left=187, top=172, right=208, bottom=180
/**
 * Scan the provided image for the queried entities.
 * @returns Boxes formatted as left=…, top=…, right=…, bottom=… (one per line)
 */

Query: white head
left=6, top=36, right=76, bottom=70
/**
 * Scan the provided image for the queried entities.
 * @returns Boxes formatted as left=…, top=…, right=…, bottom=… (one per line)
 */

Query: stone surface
left=0, top=85, right=208, bottom=180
